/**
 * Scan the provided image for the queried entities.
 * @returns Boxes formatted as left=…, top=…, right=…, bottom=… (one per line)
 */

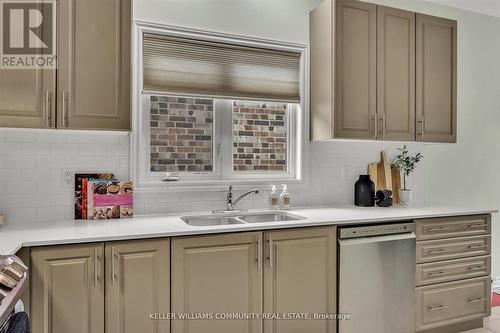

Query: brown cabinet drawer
left=415, top=215, right=490, bottom=241
left=416, top=256, right=490, bottom=286
left=416, top=235, right=490, bottom=263
left=416, top=276, right=491, bottom=331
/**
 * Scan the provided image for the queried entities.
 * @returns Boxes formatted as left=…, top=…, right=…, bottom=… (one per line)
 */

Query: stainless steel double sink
left=180, top=211, right=306, bottom=226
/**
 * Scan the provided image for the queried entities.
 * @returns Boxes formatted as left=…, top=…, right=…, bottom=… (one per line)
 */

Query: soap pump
left=280, top=184, right=290, bottom=209
left=270, top=185, right=279, bottom=209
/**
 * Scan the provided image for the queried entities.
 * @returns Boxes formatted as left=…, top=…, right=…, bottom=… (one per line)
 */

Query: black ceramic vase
left=354, top=175, right=375, bottom=207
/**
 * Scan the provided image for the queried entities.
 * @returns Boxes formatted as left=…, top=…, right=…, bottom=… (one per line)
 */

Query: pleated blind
left=142, top=33, right=301, bottom=103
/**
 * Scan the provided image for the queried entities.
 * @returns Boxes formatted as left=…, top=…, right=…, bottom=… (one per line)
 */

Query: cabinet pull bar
left=428, top=249, right=446, bottom=254
left=428, top=305, right=448, bottom=312
left=419, top=116, right=425, bottom=140
left=427, top=226, right=450, bottom=232
left=62, top=90, right=68, bottom=127
left=257, top=235, right=262, bottom=271
left=467, top=224, right=487, bottom=229
left=468, top=265, right=486, bottom=271
left=468, top=298, right=487, bottom=304
left=468, top=244, right=487, bottom=250
left=94, top=248, right=98, bottom=288
left=111, top=247, right=116, bottom=285
left=428, top=271, right=447, bottom=277
left=44, top=90, right=51, bottom=127
left=373, top=114, right=378, bottom=139
left=382, top=113, right=386, bottom=138
left=269, top=235, right=273, bottom=268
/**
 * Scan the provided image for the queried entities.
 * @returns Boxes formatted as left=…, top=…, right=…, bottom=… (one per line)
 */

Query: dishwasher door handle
left=338, top=232, right=416, bottom=246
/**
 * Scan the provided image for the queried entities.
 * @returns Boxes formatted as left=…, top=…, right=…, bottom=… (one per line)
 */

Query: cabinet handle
left=111, top=247, right=116, bottom=285
left=468, top=298, right=487, bottom=304
left=467, top=224, right=487, bottom=229
left=428, top=305, right=448, bottom=312
left=257, top=235, right=262, bottom=271
left=94, top=248, right=98, bottom=288
left=382, top=113, right=386, bottom=138
left=418, top=116, right=425, bottom=140
left=62, top=90, right=68, bottom=127
left=428, top=226, right=450, bottom=232
left=468, top=244, right=487, bottom=250
left=468, top=265, right=486, bottom=271
left=428, top=270, right=447, bottom=277
left=267, top=235, right=273, bottom=268
left=428, top=248, right=446, bottom=254
left=44, top=90, right=51, bottom=127
left=373, top=114, right=378, bottom=139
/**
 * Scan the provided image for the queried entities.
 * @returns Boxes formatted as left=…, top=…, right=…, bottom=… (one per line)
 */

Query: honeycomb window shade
left=142, top=33, right=301, bottom=103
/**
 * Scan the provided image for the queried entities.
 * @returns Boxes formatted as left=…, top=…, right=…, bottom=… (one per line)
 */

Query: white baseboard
left=492, top=277, right=500, bottom=290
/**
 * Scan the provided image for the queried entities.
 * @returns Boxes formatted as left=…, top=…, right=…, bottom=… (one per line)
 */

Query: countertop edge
left=1, top=205, right=496, bottom=256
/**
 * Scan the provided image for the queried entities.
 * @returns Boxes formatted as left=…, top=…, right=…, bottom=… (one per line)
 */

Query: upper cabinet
left=0, top=0, right=131, bottom=131
left=310, top=0, right=457, bottom=143
left=377, top=6, right=415, bottom=141
left=416, top=14, right=457, bottom=143
left=334, top=0, right=377, bottom=140
left=57, top=0, right=131, bottom=130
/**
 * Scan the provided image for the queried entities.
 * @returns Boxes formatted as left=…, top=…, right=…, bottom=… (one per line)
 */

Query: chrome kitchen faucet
left=225, top=185, right=259, bottom=211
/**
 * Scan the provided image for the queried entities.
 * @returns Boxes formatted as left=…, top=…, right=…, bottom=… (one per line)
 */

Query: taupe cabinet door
left=264, top=227, right=337, bottom=333
left=416, top=14, right=457, bottom=143
left=106, top=239, right=170, bottom=333
left=377, top=7, right=416, bottom=141
left=31, top=243, right=104, bottom=333
left=0, top=69, right=55, bottom=128
left=57, top=0, right=131, bottom=130
left=335, top=0, right=377, bottom=139
left=171, top=232, right=263, bottom=333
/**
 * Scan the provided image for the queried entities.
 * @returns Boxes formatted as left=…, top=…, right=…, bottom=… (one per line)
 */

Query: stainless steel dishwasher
left=338, top=222, right=416, bottom=333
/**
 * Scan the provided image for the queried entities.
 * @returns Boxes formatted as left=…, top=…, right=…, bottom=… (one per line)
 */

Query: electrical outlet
left=62, top=169, right=73, bottom=186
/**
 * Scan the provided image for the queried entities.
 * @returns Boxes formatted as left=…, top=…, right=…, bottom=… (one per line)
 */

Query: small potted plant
left=391, top=145, right=423, bottom=206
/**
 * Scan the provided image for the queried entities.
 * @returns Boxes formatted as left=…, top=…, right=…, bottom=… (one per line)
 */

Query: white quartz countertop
left=0, top=203, right=496, bottom=255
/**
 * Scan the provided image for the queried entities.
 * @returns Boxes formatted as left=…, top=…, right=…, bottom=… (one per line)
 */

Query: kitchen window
left=133, top=24, right=308, bottom=188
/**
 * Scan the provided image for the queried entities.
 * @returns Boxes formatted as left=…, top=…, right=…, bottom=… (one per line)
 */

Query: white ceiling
left=425, top=0, right=500, bottom=18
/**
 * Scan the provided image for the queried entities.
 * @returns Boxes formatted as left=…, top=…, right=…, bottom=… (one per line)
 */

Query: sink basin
left=239, top=211, right=305, bottom=223
left=181, top=215, right=244, bottom=227
left=181, top=211, right=306, bottom=226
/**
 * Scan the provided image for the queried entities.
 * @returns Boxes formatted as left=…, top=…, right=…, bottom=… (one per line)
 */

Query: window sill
left=135, top=177, right=308, bottom=193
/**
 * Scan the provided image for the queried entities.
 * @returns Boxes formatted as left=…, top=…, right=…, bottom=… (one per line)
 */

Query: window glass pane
left=233, top=101, right=288, bottom=172
left=149, top=95, right=213, bottom=173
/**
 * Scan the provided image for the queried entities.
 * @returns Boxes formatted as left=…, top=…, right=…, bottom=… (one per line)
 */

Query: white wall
left=133, top=0, right=323, bottom=44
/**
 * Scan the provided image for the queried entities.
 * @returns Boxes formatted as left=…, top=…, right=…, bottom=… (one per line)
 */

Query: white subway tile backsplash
left=5, top=156, right=36, bottom=169
left=37, top=132, right=66, bottom=143
left=65, top=133, right=93, bottom=144
left=0, top=129, right=426, bottom=225
left=5, top=132, right=36, bottom=143
left=21, top=142, right=51, bottom=155
left=0, top=143, right=21, bottom=155
left=51, top=143, right=79, bottom=155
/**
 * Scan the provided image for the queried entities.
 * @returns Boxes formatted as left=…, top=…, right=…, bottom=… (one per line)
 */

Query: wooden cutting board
left=391, top=166, right=401, bottom=204
left=368, top=152, right=401, bottom=204
left=368, top=151, right=393, bottom=193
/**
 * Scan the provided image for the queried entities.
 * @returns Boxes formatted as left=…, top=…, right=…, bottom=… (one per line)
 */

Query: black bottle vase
left=354, top=175, right=375, bottom=207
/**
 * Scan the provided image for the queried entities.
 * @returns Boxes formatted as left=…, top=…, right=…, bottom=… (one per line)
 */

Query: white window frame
left=131, top=22, right=310, bottom=190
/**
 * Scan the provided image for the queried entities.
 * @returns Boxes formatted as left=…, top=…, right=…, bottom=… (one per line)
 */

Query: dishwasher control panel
left=339, top=222, right=415, bottom=239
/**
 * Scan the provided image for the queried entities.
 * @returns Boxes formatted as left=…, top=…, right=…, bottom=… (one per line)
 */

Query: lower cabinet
left=171, top=232, right=262, bottom=333
left=31, top=243, right=104, bottom=333
left=30, top=239, right=170, bottom=333
left=263, top=227, right=337, bottom=333
left=105, top=239, right=170, bottom=333
left=171, top=226, right=337, bottom=333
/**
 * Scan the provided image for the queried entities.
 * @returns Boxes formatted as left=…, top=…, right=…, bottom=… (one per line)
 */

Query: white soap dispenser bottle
left=280, top=184, right=290, bottom=209
left=270, top=185, right=279, bottom=209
